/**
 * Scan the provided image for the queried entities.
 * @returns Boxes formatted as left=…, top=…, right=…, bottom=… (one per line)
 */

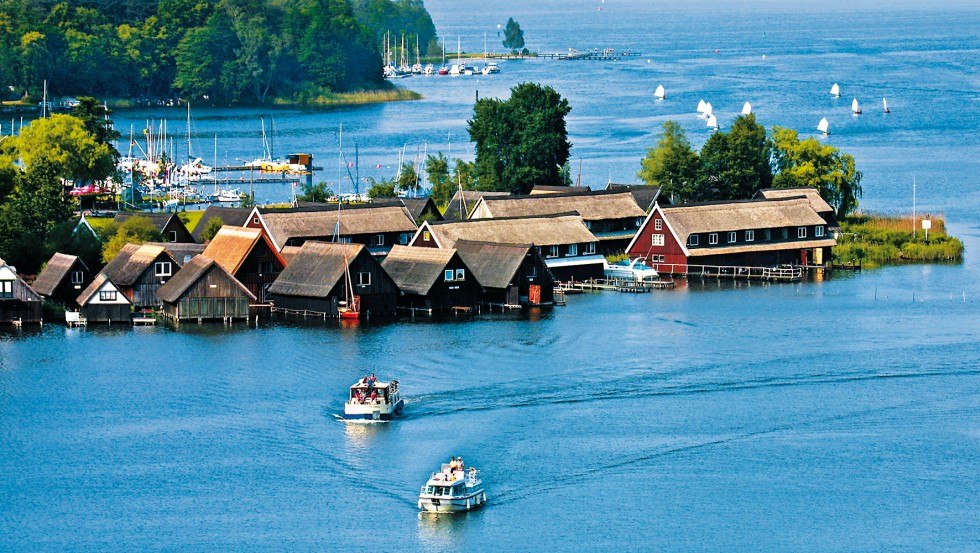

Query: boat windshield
left=633, top=262, right=653, bottom=270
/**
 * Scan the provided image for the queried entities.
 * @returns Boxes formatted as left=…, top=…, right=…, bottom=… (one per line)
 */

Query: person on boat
left=370, top=390, right=378, bottom=403
left=368, top=373, right=377, bottom=385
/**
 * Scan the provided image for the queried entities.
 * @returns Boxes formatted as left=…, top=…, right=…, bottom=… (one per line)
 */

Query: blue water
left=2, top=1, right=979, bottom=550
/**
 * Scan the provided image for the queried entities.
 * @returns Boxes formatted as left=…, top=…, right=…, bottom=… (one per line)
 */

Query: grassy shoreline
left=833, top=213, right=964, bottom=267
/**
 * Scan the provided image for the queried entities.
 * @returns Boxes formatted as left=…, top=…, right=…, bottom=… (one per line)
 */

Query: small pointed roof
left=32, top=253, right=86, bottom=296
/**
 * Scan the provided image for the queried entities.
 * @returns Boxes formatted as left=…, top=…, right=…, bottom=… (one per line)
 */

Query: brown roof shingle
left=201, top=226, right=263, bottom=275
left=157, top=255, right=256, bottom=303
left=267, top=241, right=364, bottom=298
left=100, top=243, right=175, bottom=286
left=473, top=191, right=645, bottom=221
left=33, top=253, right=84, bottom=296
left=262, top=206, right=417, bottom=249
left=425, top=214, right=598, bottom=249
left=454, top=240, right=534, bottom=290
left=381, top=245, right=460, bottom=296
left=664, top=198, right=829, bottom=243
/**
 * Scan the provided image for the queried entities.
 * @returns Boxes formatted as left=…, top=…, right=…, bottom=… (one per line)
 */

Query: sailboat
left=851, top=98, right=862, bottom=115
left=701, top=102, right=713, bottom=119
left=335, top=126, right=360, bottom=321
left=741, top=102, right=752, bottom=115
left=830, top=83, right=841, bottom=98
left=817, top=117, right=830, bottom=136
left=696, top=99, right=708, bottom=115
left=706, top=114, right=719, bottom=130
left=654, top=84, right=666, bottom=100
left=438, top=37, right=449, bottom=75
left=412, top=36, right=423, bottom=74
left=883, top=97, right=891, bottom=113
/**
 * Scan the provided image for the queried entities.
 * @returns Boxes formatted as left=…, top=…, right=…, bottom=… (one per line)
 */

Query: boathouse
left=98, top=243, right=179, bottom=307
left=248, top=204, right=418, bottom=256
left=113, top=212, right=195, bottom=243
left=32, top=253, right=92, bottom=308
left=468, top=190, right=647, bottom=254
left=202, top=226, right=286, bottom=301
left=410, top=214, right=603, bottom=282
left=530, top=185, right=591, bottom=195
left=381, top=245, right=482, bottom=313
left=0, top=260, right=42, bottom=325
left=145, top=242, right=206, bottom=266
left=442, top=190, right=509, bottom=221
left=626, top=198, right=838, bottom=273
left=267, top=241, right=398, bottom=317
left=76, top=274, right=132, bottom=323
left=454, top=240, right=555, bottom=307
left=400, top=198, right=443, bottom=224
left=605, top=183, right=664, bottom=212
left=192, top=206, right=252, bottom=243
left=157, top=255, right=256, bottom=322
left=755, top=187, right=841, bottom=233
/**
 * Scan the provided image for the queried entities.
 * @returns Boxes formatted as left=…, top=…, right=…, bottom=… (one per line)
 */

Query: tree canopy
left=11, top=114, right=117, bottom=186
left=770, top=126, right=862, bottom=218
left=468, top=82, right=572, bottom=195
left=637, top=120, right=698, bottom=202
left=502, top=17, right=524, bottom=52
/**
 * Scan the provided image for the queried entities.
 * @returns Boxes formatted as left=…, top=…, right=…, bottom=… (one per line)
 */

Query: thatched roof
left=33, top=253, right=84, bottom=296
left=192, top=206, right=252, bottom=242
left=202, top=226, right=267, bottom=275
left=442, top=190, right=509, bottom=221
left=688, top=238, right=838, bottom=257
left=400, top=198, right=442, bottom=222
left=473, top=191, right=645, bottom=221
left=280, top=246, right=302, bottom=264
left=530, top=185, right=590, bottom=195
left=454, top=240, right=534, bottom=290
left=113, top=212, right=183, bottom=234
left=261, top=205, right=416, bottom=250
left=756, top=188, right=835, bottom=215
left=77, top=273, right=130, bottom=306
left=606, top=183, right=662, bottom=211
left=267, top=241, right=364, bottom=298
left=381, top=245, right=460, bottom=296
left=145, top=242, right=206, bottom=266
left=663, top=198, right=828, bottom=242
left=424, top=214, right=598, bottom=249
left=157, top=255, right=255, bottom=303
left=100, top=243, right=176, bottom=286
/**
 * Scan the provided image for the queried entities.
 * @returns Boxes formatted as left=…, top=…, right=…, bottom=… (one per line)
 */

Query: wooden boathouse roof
left=472, top=190, right=645, bottom=221
left=421, top=214, right=598, bottom=249
left=32, top=253, right=84, bottom=296
left=267, top=241, right=365, bottom=298
left=381, top=245, right=462, bottom=296
left=157, top=255, right=256, bottom=303
left=100, top=243, right=176, bottom=286
left=454, top=240, right=536, bottom=291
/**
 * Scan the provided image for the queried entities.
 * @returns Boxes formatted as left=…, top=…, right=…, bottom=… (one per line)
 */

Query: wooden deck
left=559, top=278, right=677, bottom=293
left=652, top=263, right=804, bottom=282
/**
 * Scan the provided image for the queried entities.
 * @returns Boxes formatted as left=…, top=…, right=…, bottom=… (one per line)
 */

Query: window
left=584, top=242, right=596, bottom=255
left=444, top=269, right=455, bottom=282
left=423, top=231, right=431, bottom=242
left=357, top=272, right=371, bottom=286
left=688, top=235, right=699, bottom=246
left=636, top=217, right=645, bottom=228
left=709, top=233, right=718, bottom=245
left=745, top=230, right=755, bottom=242
left=584, top=221, right=592, bottom=229
left=815, top=225, right=825, bottom=237
left=99, top=290, right=117, bottom=302
left=168, top=230, right=177, bottom=243
left=528, top=264, right=537, bottom=278
left=764, top=229, right=771, bottom=241
left=374, top=234, right=385, bottom=246
left=71, top=271, right=84, bottom=284
left=252, top=217, right=260, bottom=225
left=651, top=234, right=665, bottom=247
left=782, top=228, right=789, bottom=240
left=548, top=245, right=560, bottom=258
left=0, top=280, right=12, bottom=299
left=455, top=269, right=465, bottom=281
left=154, top=261, right=172, bottom=277
left=654, top=219, right=663, bottom=231
left=568, top=244, right=578, bottom=256
left=399, top=233, right=409, bottom=245
left=798, top=227, right=807, bottom=239
left=728, top=231, right=737, bottom=244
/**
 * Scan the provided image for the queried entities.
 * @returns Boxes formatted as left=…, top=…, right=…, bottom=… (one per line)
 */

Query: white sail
left=883, top=97, right=890, bottom=112
left=696, top=99, right=708, bottom=113
left=703, top=102, right=713, bottom=116
left=706, top=114, right=719, bottom=129
left=830, top=83, right=840, bottom=97
left=817, top=117, right=830, bottom=134
left=654, top=85, right=666, bottom=99
left=851, top=98, right=861, bottom=113
left=741, top=102, right=752, bottom=115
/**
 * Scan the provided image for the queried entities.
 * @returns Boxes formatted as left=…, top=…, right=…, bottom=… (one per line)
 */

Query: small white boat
left=424, top=64, right=434, bottom=75
left=344, top=377, right=403, bottom=421
left=851, top=98, right=862, bottom=115
left=882, top=97, right=890, bottom=113
left=449, top=64, right=461, bottom=76
left=817, top=117, right=830, bottom=135
left=696, top=99, right=708, bottom=114
left=210, top=188, right=243, bottom=202
left=830, top=83, right=841, bottom=98
left=706, top=113, right=719, bottom=129
left=654, top=84, right=666, bottom=100
left=482, top=61, right=500, bottom=74
left=741, top=102, right=752, bottom=115
left=418, top=459, right=487, bottom=513
left=604, top=259, right=659, bottom=282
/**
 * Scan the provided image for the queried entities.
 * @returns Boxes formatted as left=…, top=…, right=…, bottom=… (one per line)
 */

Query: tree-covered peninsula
left=0, top=0, right=437, bottom=104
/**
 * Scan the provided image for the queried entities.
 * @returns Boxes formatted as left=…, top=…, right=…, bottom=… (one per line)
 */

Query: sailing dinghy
left=817, top=117, right=830, bottom=136
left=706, top=114, right=719, bottom=130
left=883, top=97, right=891, bottom=113
left=696, top=99, right=708, bottom=116
left=741, top=102, right=752, bottom=115
left=830, top=83, right=841, bottom=98
left=654, top=84, right=666, bottom=100
left=851, top=98, right=862, bottom=115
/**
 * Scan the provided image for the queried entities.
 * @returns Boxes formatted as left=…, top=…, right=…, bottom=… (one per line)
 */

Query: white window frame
left=71, top=270, right=84, bottom=284
left=0, top=280, right=12, bottom=298
left=154, top=261, right=172, bottom=277
left=745, top=230, right=755, bottom=242
left=651, top=234, right=665, bottom=247
left=688, top=235, right=699, bottom=246
left=357, top=272, right=371, bottom=286
left=815, top=225, right=825, bottom=237
left=709, top=233, right=718, bottom=245
left=654, top=219, right=663, bottom=231
left=444, top=269, right=454, bottom=282
left=584, top=242, right=596, bottom=255
left=727, top=231, right=737, bottom=244
left=528, top=264, right=537, bottom=278
left=548, top=245, right=560, bottom=258
left=798, top=227, right=807, bottom=239
left=584, top=221, right=592, bottom=230
left=423, top=231, right=431, bottom=242
left=375, top=234, right=385, bottom=246
left=567, top=244, right=578, bottom=256
left=399, top=233, right=409, bottom=245
left=455, top=269, right=465, bottom=281
left=168, top=230, right=178, bottom=243
left=99, top=290, right=117, bottom=302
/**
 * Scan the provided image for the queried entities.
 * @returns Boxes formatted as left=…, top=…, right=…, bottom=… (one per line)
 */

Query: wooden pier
left=559, top=278, right=677, bottom=293
left=539, top=49, right=641, bottom=61
left=652, top=263, right=804, bottom=282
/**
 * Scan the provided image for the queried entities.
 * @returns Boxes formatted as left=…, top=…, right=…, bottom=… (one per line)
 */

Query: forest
left=0, top=0, right=436, bottom=103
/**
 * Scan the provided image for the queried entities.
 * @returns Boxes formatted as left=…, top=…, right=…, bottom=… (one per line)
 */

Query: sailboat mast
left=186, top=101, right=191, bottom=161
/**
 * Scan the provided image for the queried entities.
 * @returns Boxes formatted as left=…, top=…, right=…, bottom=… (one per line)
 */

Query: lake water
left=2, top=0, right=978, bottom=550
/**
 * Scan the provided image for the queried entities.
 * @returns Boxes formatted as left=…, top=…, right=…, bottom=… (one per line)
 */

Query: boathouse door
left=507, top=285, right=520, bottom=306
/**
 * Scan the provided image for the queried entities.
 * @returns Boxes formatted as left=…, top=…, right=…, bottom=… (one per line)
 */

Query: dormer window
left=798, top=227, right=807, bottom=239
left=688, top=235, right=699, bottom=246
left=727, top=231, right=737, bottom=243
left=709, top=233, right=718, bottom=245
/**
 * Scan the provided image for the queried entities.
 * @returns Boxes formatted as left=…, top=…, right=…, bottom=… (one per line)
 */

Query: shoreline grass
left=834, top=213, right=964, bottom=267
left=273, top=87, right=421, bottom=107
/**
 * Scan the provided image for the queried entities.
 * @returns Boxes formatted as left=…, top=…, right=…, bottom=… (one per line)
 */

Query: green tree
left=0, top=163, right=74, bottom=273
left=770, top=126, right=863, bottom=218
left=199, top=215, right=224, bottom=242
left=502, top=17, right=524, bottom=52
left=452, top=158, right=475, bottom=190
left=396, top=161, right=419, bottom=195
left=70, top=97, right=121, bottom=164
left=14, top=114, right=116, bottom=186
left=367, top=176, right=397, bottom=198
left=724, top=114, right=772, bottom=199
left=637, top=120, right=699, bottom=201
left=297, top=181, right=334, bottom=203
left=426, top=152, right=452, bottom=205
left=102, top=215, right=163, bottom=263
left=46, top=218, right=105, bottom=274
left=468, top=82, right=571, bottom=194
left=173, top=10, right=238, bottom=101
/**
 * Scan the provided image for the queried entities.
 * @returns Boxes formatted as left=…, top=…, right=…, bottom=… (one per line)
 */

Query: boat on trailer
left=418, top=459, right=487, bottom=513
left=344, top=377, right=403, bottom=421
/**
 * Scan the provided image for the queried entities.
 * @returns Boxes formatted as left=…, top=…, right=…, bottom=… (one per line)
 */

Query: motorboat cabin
left=344, top=377, right=404, bottom=421
left=418, top=459, right=487, bottom=513
left=604, top=259, right=659, bottom=283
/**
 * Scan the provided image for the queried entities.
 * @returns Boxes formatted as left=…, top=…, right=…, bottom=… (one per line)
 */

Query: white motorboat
left=604, top=259, right=659, bottom=282
left=418, top=459, right=487, bottom=513
left=208, top=188, right=243, bottom=202
left=344, top=377, right=403, bottom=421
left=449, top=64, right=461, bottom=76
